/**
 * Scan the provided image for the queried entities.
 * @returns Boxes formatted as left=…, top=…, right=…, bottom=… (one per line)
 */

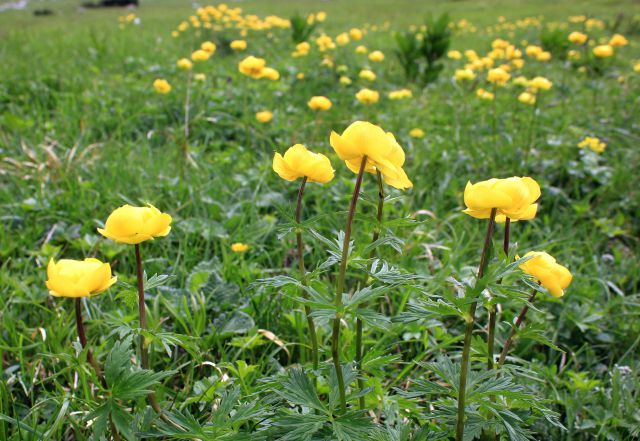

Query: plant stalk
left=332, top=155, right=368, bottom=414
left=497, top=287, right=537, bottom=368
left=487, top=217, right=510, bottom=369
left=456, top=208, right=497, bottom=441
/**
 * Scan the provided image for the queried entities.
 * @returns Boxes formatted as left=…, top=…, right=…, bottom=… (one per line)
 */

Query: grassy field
left=1, top=0, right=639, bottom=440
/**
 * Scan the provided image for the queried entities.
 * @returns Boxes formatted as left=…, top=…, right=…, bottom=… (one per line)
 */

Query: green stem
left=497, top=287, right=537, bottom=369
left=295, top=177, right=319, bottom=371
left=332, top=155, right=368, bottom=414
left=487, top=217, right=510, bottom=370
left=356, top=170, right=384, bottom=410
left=456, top=208, right=497, bottom=441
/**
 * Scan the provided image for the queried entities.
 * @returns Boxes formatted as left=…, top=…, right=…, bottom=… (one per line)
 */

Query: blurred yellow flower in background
left=308, top=96, right=332, bottom=111
left=153, top=79, right=171, bottom=94
left=255, top=110, right=273, bottom=123
left=356, top=88, right=379, bottom=104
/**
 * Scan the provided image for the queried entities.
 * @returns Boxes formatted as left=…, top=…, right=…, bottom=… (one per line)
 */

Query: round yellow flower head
left=231, top=243, right=249, bottom=253
left=568, top=31, right=588, bottom=45
left=518, top=91, right=536, bottom=105
left=340, top=76, right=352, bottom=85
left=454, top=68, right=476, bottom=82
left=388, top=89, right=413, bottom=100
left=355, top=45, right=367, bottom=54
left=525, top=45, right=542, bottom=58
left=239, top=55, right=266, bottom=78
left=307, top=96, right=332, bottom=111
left=177, top=58, right=193, bottom=70
left=201, top=41, right=217, bottom=54
left=476, top=88, right=494, bottom=101
left=634, top=61, right=640, bottom=73
left=261, top=67, right=280, bottom=81
left=272, top=144, right=334, bottom=183
left=463, top=176, right=541, bottom=222
left=355, top=88, right=380, bottom=104
left=448, top=50, right=462, bottom=60
left=255, top=110, right=273, bottom=123
left=409, top=128, right=425, bottom=138
left=315, top=11, right=326, bottom=22
left=47, top=258, right=117, bottom=298
left=191, top=49, right=210, bottom=62
left=529, top=76, right=552, bottom=91
left=577, top=136, right=606, bottom=153
left=537, top=51, right=551, bottom=61
left=194, top=73, right=206, bottom=81
left=593, top=44, right=613, bottom=58
left=98, top=204, right=172, bottom=244
left=349, top=28, right=363, bottom=40
left=518, top=251, right=572, bottom=298
left=336, top=32, right=350, bottom=46
left=230, top=39, right=247, bottom=51
left=359, top=69, right=376, bottom=81
left=368, top=50, right=385, bottom=62
left=330, top=121, right=413, bottom=190
left=153, top=79, right=171, bottom=94
left=487, top=67, right=510, bottom=85
left=609, top=33, right=628, bottom=47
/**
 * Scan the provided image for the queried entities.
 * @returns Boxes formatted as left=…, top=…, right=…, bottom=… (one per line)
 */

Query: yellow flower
left=568, top=31, right=588, bottom=44
left=355, top=88, right=379, bottom=104
left=454, top=68, right=476, bottom=82
left=463, top=177, right=541, bottom=222
left=359, top=69, right=376, bottom=81
left=239, top=55, right=266, bottom=78
left=255, top=110, right=273, bottom=123
left=609, top=33, right=628, bottom=47
left=487, top=67, right=510, bottom=85
left=568, top=50, right=581, bottom=61
left=201, top=41, right=217, bottom=54
left=355, top=45, right=367, bottom=54
left=409, top=128, right=425, bottom=138
left=272, top=144, right=334, bottom=183
left=153, top=79, right=171, bottom=94
left=512, top=58, right=525, bottom=69
left=296, top=72, right=305, bottom=79
left=230, top=39, right=247, bottom=51
left=518, top=251, right=572, bottom=298
left=340, top=76, right=352, bottom=85
left=368, top=50, right=385, bottom=62
left=98, top=204, right=172, bottom=244
left=529, top=76, right=552, bottom=91
left=593, top=44, right=613, bottom=58
left=315, top=11, right=326, bottom=22
left=537, top=51, right=551, bottom=61
left=349, top=28, right=363, bottom=40
left=177, top=58, right=193, bottom=70
left=448, top=50, right=462, bottom=59
left=513, top=76, right=529, bottom=87
left=518, top=91, right=536, bottom=105
left=191, top=49, right=210, bottom=61
left=194, top=73, right=206, bottom=81
left=330, top=121, right=412, bottom=190
left=476, top=88, right=494, bottom=101
left=46, top=258, right=116, bottom=298
left=525, top=45, right=542, bottom=58
left=261, top=67, right=280, bottom=81
left=388, top=89, right=412, bottom=100
left=308, top=96, right=332, bottom=111
left=336, top=32, right=350, bottom=46
left=578, top=136, right=606, bottom=153
left=634, top=61, right=640, bottom=73
left=231, top=243, right=249, bottom=253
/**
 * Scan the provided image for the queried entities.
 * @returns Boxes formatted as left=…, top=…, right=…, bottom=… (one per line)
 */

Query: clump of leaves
left=540, top=27, right=570, bottom=60
left=290, top=12, right=316, bottom=44
left=394, top=13, right=451, bottom=85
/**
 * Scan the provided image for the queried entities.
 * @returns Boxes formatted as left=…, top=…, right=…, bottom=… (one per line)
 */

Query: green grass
left=1, top=0, right=639, bottom=440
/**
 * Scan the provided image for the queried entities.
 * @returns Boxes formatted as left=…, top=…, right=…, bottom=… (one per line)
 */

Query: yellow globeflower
left=388, top=89, right=412, bottom=100
left=578, top=136, right=606, bottom=153
left=355, top=88, right=379, bottom=104
left=476, top=88, right=494, bottom=101
left=359, top=69, right=376, bottom=81
left=355, top=45, right=367, bottom=54
left=46, top=258, right=117, bottom=298
left=272, top=144, right=335, bottom=183
left=340, top=76, right=352, bottom=85
left=487, top=67, right=510, bottom=85
left=230, top=39, right=247, bottom=51
left=609, top=34, right=628, bottom=47
left=525, top=45, right=542, bottom=58
left=255, top=110, right=273, bottom=123
left=568, top=31, right=588, bottom=44
left=177, top=58, right=193, bottom=70
left=409, top=128, right=425, bottom=138
left=537, top=51, right=551, bottom=61
left=518, top=252, right=572, bottom=298
left=368, top=50, right=385, bottom=62
left=153, top=79, right=171, bottom=94
left=307, top=96, right=332, bottom=111
left=518, top=91, right=536, bottom=105
left=336, top=32, right=350, bottom=46
left=454, top=68, right=476, bottom=82
left=261, top=67, right=280, bottom=81
left=231, top=243, right=249, bottom=253
left=191, top=49, right=210, bottom=61
left=201, top=41, right=217, bottom=54
left=529, top=76, right=552, bottom=91
left=593, top=44, right=613, bottom=58
left=349, top=28, right=363, bottom=40
left=448, top=50, right=462, bottom=59
left=330, top=121, right=413, bottom=190
left=463, top=177, right=541, bottom=222
left=239, top=55, right=266, bottom=78
left=98, top=204, right=172, bottom=244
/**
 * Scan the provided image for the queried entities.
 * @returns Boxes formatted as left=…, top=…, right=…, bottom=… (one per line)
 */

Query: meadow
left=0, top=0, right=639, bottom=440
